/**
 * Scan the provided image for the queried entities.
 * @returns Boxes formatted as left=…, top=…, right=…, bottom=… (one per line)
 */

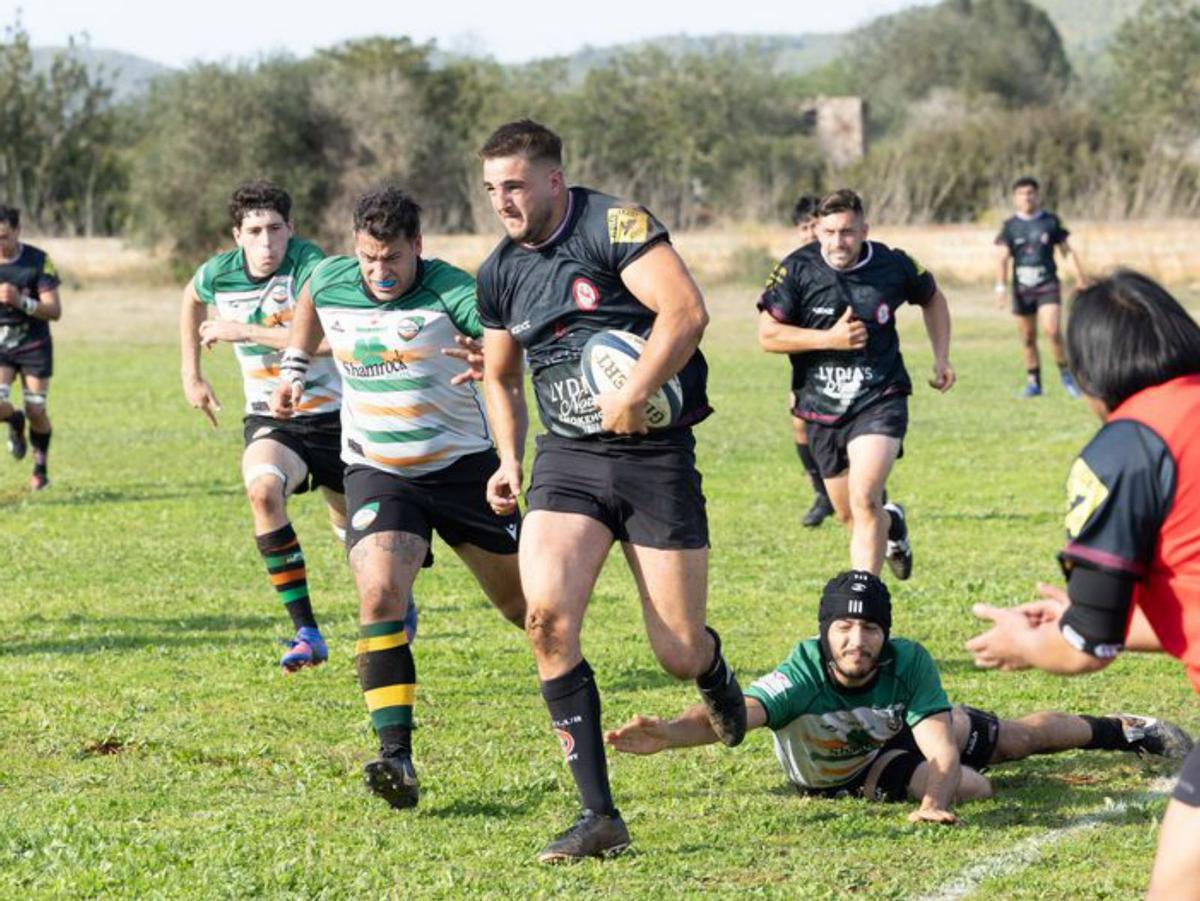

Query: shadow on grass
left=32, top=482, right=242, bottom=508
left=0, top=612, right=278, bottom=656
left=426, top=796, right=542, bottom=819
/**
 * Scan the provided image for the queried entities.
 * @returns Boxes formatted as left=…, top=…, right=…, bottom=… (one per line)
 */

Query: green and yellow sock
left=356, top=620, right=416, bottom=756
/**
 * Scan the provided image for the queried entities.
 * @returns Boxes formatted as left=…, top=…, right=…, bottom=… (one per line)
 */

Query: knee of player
left=358, top=584, right=410, bottom=621
left=958, top=768, right=994, bottom=801
left=525, top=606, right=572, bottom=649
left=23, top=401, right=47, bottom=424
left=653, top=634, right=710, bottom=680
left=245, top=476, right=286, bottom=516
left=993, top=722, right=1034, bottom=763
left=848, top=492, right=883, bottom=517
left=833, top=504, right=854, bottom=527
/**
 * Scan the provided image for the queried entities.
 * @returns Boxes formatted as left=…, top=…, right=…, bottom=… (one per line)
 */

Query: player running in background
left=994, top=176, right=1087, bottom=398
left=758, top=189, right=955, bottom=580
left=610, top=571, right=1191, bottom=821
left=785, top=195, right=834, bottom=528
left=272, top=186, right=525, bottom=812
left=478, top=119, right=746, bottom=862
left=967, top=271, right=1200, bottom=898
left=0, top=204, right=62, bottom=490
left=181, top=181, right=363, bottom=673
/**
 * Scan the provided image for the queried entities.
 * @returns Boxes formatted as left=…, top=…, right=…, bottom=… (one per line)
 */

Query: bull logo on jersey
left=607, top=207, right=649, bottom=244
left=396, top=316, right=425, bottom=342
left=1065, top=458, right=1110, bottom=538
left=572, top=277, right=600, bottom=311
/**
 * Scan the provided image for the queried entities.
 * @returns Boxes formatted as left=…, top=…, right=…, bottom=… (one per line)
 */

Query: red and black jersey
left=1059, top=374, right=1200, bottom=693
left=995, top=211, right=1069, bottom=294
left=0, top=243, right=59, bottom=348
left=757, top=241, right=937, bottom=426
left=477, top=186, right=711, bottom=441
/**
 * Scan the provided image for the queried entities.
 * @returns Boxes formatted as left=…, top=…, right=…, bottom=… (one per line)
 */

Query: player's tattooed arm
left=180, top=280, right=221, bottom=428
left=909, top=712, right=961, bottom=825
left=606, top=699, right=768, bottom=755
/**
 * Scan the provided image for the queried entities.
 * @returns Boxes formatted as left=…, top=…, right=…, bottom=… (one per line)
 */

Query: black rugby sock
left=1081, top=716, right=1132, bottom=751
left=1027, top=367, right=1042, bottom=387
left=697, top=626, right=733, bottom=691
left=541, top=659, right=615, bottom=816
left=30, top=427, right=50, bottom=475
left=795, top=443, right=828, bottom=498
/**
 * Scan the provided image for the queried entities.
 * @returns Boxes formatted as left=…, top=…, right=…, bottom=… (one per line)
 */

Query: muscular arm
left=220, top=321, right=330, bottom=354
left=921, top=289, right=952, bottom=368
left=482, top=328, right=528, bottom=466
left=910, top=712, right=962, bottom=822
left=758, top=310, right=852, bottom=354
left=619, top=242, right=709, bottom=401
left=607, top=698, right=769, bottom=754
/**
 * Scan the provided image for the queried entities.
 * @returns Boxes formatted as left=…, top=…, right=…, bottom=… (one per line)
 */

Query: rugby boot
left=1115, top=715, right=1194, bottom=759
left=537, top=809, right=631, bottom=863
left=29, top=470, right=48, bottom=491
left=884, top=502, right=913, bottom=581
left=280, top=626, right=328, bottom=672
left=363, top=753, right=420, bottom=809
left=802, top=493, right=834, bottom=528
left=1019, top=382, right=1043, bottom=398
left=1060, top=370, right=1083, bottom=399
left=6, top=411, right=26, bottom=460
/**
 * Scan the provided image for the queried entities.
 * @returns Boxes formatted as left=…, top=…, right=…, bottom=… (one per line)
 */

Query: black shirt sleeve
left=756, top=256, right=807, bottom=323
left=1059, top=565, right=1137, bottom=658
left=1060, top=419, right=1175, bottom=579
left=581, top=196, right=670, bottom=274
left=899, top=250, right=937, bottom=306
left=475, top=255, right=505, bottom=330
left=994, top=219, right=1012, bottom=248
left=1051, top=215, right=1070, bottom=245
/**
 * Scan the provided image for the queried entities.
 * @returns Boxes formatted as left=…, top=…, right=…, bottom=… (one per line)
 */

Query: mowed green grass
left=1, top=284, right=1197, bottom=899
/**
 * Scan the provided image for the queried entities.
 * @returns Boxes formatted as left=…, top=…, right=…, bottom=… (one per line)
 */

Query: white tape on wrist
left=279, top=347, right=311, bottom=387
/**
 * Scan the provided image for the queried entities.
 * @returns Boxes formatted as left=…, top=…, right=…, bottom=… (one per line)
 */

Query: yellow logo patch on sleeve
left=607, top=207, right=650, bottom=244
left=765, top=263, right=786, bottom=290
left=42, top=256, right=59, bottom=279
left=1065, top=457, right=1110, bottom=539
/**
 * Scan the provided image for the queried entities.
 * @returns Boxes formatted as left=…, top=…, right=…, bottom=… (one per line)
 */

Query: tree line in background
left=2, top=0, right=1198, bottom=264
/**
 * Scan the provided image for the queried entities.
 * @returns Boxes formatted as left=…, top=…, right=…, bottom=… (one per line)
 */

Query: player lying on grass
left=608, top=571, right=1192, bottom=823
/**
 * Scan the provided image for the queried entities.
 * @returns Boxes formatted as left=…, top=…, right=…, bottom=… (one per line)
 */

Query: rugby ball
left=580, top=329, right=683, bottom=429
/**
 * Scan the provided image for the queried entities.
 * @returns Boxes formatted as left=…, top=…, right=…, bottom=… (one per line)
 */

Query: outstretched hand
left=606, top=714, right=672, bottom=756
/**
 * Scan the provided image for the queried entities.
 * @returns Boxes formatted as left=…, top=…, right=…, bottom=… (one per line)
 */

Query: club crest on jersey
left=269, top=283, right=289, bottom=302
left=572, top=277, right=600, bottom=311
left=396, top=316, right=425, bottom=342
left=876, top=303, right=891, bottom=325
left=607, top=206, right=649, bottom=244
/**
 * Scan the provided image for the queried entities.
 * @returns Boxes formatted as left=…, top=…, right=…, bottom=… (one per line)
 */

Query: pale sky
left=7, top=0, right=926, bottom=67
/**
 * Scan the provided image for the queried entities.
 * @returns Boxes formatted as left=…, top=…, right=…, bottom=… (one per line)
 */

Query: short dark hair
left=479, top=119, right=563, bottom=165
left=816, top=189, right=864, bottom=219
left=0, top=205, right=19, bottom=228
left=229, top=181, right=291, bottom=228
left=1012, top=176, right=1040, bottom=192
left=791, top=194, right=821, bottom=226
left=1067, top=270, right=1200, bottom=410
left=353, top=187, right=422, bottom=242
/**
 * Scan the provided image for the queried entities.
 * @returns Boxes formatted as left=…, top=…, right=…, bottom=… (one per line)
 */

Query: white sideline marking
left=921, top=777, right=1175, bottom=901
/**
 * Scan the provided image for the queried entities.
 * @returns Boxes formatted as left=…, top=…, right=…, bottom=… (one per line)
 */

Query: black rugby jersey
left=477, top=186, right=712, bottom=440
left=0, top=243, right=59, bottom=349
left=995, top=211, right=1069, bottom=293
left=758, top=241, right=936, bottom=425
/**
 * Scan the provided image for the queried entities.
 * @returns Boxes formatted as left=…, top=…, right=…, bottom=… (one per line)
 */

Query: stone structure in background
left=801, top=97, right=867, bottom=169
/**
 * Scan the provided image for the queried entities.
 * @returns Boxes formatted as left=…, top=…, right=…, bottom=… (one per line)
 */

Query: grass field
left=2, top=275, right=1197, bottom=899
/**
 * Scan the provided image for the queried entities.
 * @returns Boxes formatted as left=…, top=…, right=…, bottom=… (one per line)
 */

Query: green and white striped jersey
left=193, top=237, right=342, bottom=417
left=309, top=255, right=491, bottom=477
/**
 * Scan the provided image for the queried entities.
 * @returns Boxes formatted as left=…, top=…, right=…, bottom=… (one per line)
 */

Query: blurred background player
left=180, top=180, right=358, bottom=673
left=610, top=571, right=1191, bottom=822
left=967, top=271, right=1200, bottom=899
left=994, top=176, right=1088, bottom=398
left=479, top=119, right=746, bottom=862
left=785, top=194, right=833, bottom=527
left=758, top=189, right=955, bottom=581
left=273, top=186, right=525, bottom=812
left=0, top=204, right=62, bottom=490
